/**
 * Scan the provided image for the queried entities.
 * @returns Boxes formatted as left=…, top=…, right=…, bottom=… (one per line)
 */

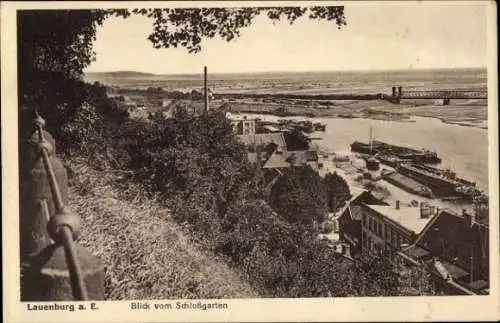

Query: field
left=85, top=67, right=488, bottom=127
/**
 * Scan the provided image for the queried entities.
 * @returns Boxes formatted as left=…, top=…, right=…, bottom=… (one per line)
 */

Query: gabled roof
left=414, top=210, right=489, bottom=271
left=349, top=205, right=363, bottom=221
left=337, top=189, right=372, bottom=219
left=401, top=209, right=490, bottom=293
left=237, top=133, right=286, bottom=150
left=262, top=125, right=281, bottom=132
left=262, top=150, right=319, bottom=169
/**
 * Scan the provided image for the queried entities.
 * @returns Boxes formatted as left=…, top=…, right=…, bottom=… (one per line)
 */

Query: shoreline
left=232, top=107, right=487, bottom=129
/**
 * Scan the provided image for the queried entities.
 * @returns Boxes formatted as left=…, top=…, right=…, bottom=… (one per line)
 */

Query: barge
left=396, top=162, right=482, bottom=200
left=350, top=140, right=441, bottom=164
left=381, top=169, right=433, bottom=198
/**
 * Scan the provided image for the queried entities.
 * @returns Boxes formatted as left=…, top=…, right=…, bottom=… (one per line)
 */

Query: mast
left=369, top=125, right=373, bottom=155
left=204, top=66, right=209, bottom=113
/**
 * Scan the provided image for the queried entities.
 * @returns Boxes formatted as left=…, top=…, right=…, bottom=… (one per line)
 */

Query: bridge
left=389, top=86, right=487, bottom=104
left=213, top=86, right=487, bottom=106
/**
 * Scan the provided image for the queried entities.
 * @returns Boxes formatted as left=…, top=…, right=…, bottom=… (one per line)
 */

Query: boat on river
left=380, top=169, right=433, bottom=198
left=350, top=140, right=441, bottom=164
left=396, top=162, right=482, bottom=200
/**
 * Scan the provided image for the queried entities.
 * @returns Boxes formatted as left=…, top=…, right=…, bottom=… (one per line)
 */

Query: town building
left=360, top=201, right=439, bottom=259
left=399, top=209, right=489, bottom=295
left=226, top=113, right=257, bottom=135
left=237, top=133, right=287, bottom=151
left=337, top=189, right=387, bottom=256
left=157, top=100, right=207, bottom=119
left=261, top=125, right=282, bottom=133
left=262, top=148, right=320, bottom=171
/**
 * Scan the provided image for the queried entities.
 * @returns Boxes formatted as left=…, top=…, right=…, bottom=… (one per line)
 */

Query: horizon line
left=84, top=66, right=488, bottom=76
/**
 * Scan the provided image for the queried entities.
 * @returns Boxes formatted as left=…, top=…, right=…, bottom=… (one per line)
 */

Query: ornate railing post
left=20, top=113, right=105, bottom=301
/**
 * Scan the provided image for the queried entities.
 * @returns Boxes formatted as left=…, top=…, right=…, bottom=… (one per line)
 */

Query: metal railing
left=32, top=111, right=88, bottom=300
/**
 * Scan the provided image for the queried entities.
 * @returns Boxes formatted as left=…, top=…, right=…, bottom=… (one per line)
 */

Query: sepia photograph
left=2, top=0, right=499, bottom=322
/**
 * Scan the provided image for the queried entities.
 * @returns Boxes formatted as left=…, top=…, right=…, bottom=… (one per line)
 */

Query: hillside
left=67, top=158, right=257, bottom=300
left=85, top=71, right=157, bottom=78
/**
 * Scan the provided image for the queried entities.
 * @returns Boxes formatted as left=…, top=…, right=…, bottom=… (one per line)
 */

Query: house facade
left=227, top=113, right=257, bottom=135
left=399, top=209, right=489, bottom=295
left=338, top=190, right=387, bottom=257
left=360, top=201, right=439, bottom=260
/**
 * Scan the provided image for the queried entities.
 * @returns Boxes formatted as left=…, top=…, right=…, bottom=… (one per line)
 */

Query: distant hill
left=85, top=71, right=157, bottom=78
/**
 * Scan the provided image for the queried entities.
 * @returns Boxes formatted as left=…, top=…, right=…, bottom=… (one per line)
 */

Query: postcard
left=2, top=1, right=499, bottom=322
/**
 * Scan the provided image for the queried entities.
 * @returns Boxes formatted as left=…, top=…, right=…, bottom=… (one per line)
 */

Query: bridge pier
left=391, top=85, right=401, bottom=104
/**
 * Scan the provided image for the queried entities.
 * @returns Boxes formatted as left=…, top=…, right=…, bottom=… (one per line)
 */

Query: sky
left=84, top=3, right=489, bottom=74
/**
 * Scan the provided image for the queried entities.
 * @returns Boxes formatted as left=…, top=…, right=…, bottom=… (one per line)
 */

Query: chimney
left=395, top=200, right=400, bottom=210
left=398, top=86, right=403, bottom=97
left=392, top=86, right=397, bottom=99
left=204, top=66, right=209, bottom=112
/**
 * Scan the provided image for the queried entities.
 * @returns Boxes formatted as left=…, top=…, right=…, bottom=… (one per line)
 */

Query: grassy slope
left=67, top=158, right=257, bottom=300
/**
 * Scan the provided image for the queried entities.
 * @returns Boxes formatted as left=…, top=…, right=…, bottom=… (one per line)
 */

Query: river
left=243, top=113, right=490, bottom=193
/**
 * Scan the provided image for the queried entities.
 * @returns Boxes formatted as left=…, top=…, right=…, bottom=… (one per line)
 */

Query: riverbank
left=240, top=112, right=489, bottom=192
left=224, top=99, right=487, bottom=129
left=225, top=100, right=414, bottom=123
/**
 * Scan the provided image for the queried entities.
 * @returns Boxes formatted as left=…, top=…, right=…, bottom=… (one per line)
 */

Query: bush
left=61, top=99, right=435, bottom=298
left=269, top=166, right=328, bottom=227
left=323, top=172, right=351, bottom=212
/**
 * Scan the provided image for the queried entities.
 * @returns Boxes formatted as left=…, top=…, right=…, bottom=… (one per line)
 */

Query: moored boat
left=396, top=162, right=480, bottom=200
left=350, top=140, right=441, bottom=164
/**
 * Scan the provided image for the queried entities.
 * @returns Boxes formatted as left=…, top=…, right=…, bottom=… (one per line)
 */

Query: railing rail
left=20, top=112, right=104, bottom=301
left=34, top=111, right=89, bottom=300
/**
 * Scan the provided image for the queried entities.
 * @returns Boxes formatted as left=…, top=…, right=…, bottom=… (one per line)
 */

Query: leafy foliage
left=18, top=7, right=345, bottom=142
left=124, top=7, right=346, bottom=53
left=18, top=10, right=109, bottom=138
left=269, top=166, right=328, bottom=226
left=283, top=128, right=310, bottom=150
left=324, top=171, right=352, bottom=212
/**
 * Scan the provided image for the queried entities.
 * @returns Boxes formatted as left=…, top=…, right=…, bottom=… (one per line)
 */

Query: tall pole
left=204, top=66, right=209, bottom=113
left=369, top=125, right=373, bottom=155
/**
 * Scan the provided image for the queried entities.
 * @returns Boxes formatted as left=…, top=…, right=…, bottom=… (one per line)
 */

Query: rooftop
left=226, top=112, right=258, bottom=122
left=262, top=125, right=281, bottom=132
left=263, top=150, right=318, bottom=169
left=366, top=204, right=436, bottom=234
left=237, top=133, right=286, bottom=150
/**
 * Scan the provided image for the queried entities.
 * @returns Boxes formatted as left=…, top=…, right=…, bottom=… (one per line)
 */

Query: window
left=362, top=213, right=367, bottom=226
